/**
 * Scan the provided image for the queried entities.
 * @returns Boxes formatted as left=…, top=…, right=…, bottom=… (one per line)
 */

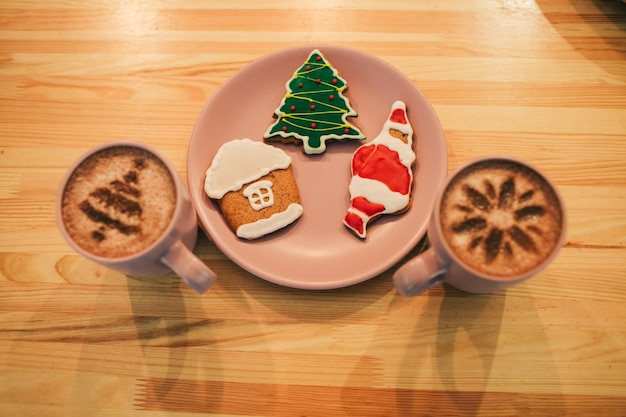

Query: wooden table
left=1, top=1, right=625, bottom=415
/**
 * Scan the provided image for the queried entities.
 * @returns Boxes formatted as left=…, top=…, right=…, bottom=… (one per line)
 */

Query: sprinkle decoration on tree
left=263, top=49, right=366, bottom=155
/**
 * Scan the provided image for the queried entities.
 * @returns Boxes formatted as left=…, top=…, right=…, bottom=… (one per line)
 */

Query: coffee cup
left=393, top=156, right=566, bottom=296
left=56, top=142, right=216, bottom=293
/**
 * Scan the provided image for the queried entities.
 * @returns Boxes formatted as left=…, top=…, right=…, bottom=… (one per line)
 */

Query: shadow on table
left=126, top=276, right=224, bottom=415
left=244, top=272, right=393, bottom=322
left=392, top=284, right=565, bottom=416
left=387, top=286, right=508, bottom=415
left=537, top=0, right=626, bottom=80
left=433, top=286, right=506, bottom=414
left=123, top=252, right=388, bottom=416
left=66, top=267, right=223, bottom=415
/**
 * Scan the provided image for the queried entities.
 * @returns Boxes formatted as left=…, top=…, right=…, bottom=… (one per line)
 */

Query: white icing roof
left=204, top=138, right=292, bottom=199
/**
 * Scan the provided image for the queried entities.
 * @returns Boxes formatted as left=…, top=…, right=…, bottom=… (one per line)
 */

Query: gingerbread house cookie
left=204, top=139, right=303, bottom=240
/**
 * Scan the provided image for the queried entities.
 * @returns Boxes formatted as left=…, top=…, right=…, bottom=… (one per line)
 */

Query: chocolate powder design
left=78, top=159, right=146, bottom=241
left=451, top=177, right=546, bottom=264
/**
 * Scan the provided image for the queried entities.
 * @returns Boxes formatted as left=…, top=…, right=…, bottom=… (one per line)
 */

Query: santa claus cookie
left=205, top=139, right=303, bottom=240
left=264, top=49, right=365, bottom=155
left=344, top=101, right=416, bottom=238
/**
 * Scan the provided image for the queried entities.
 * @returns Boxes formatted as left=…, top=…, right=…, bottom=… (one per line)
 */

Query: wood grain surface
left=1, top=1, right=625, bottom=416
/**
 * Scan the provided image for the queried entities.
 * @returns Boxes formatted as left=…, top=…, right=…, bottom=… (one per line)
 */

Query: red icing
left=311, top=122, right=317, bottom=128
left=390, top=108, right=407, bottom=124
left=351, top=144, right=411, bottom=194
left=344, top=212, right=364, bottom=236
left=282, top=126, right=287, bottom=131
left=310, top=104, right=316, bottom=110
left=351, top=196, right=385, bottom=217
left=315, top=78, right=321, bottom=84
left=298, top=82, right=303, bottom=88
left=332, top=78, right=338, bottom=85
left=316, top=55, right=322, bottom=61
left=329, top=94, right=335, bottom=101
left=344, top=128, right=349, bottom=134
left=290, top=105, right=296, bottom=111
left=305, top=65, right=311, bottom=71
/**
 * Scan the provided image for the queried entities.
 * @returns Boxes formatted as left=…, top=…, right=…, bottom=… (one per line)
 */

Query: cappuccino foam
left=440, top=159, right=563, bottom=278
left=61, top=146, right=176, bottom=258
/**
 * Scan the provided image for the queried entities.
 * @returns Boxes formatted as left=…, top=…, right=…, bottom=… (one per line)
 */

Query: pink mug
left=56, top=142, right=216, bottom=293
left=394, top=156, right=566, bottom=296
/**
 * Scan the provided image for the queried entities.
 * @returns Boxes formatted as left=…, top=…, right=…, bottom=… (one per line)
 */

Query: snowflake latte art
left=440, top=159, right=563, bottom=278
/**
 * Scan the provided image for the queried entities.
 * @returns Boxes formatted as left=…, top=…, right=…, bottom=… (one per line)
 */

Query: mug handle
left=393, top=248, right=447, bottom=297
left=161, top=240, right=217, bottom=293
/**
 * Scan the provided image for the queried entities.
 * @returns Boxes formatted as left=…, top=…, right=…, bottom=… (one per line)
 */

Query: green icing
left=264, top=49, right=365, bottom=154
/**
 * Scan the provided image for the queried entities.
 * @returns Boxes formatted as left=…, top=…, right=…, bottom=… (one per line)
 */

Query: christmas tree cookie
left=264, top=49, right=366, bottom=155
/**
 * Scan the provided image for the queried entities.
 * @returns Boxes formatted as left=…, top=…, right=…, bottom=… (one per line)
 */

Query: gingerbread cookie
left=204, top=139, right=303, bottom=240
left=263, top=49, right=365, bottom=155
left=344, top=101, right=416, bottom=238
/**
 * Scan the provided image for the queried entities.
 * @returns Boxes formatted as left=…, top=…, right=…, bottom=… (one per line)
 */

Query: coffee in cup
left=393, top=156, right=566, bottom=296
left=57, top=142, right=216, bottom=293
left=439, top=158, right=563, bottom=279
left=61, top=145, right=177, bottom=258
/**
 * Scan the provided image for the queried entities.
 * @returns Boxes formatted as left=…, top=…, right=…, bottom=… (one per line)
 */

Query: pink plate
left=187, top=45, right=447, bottom=290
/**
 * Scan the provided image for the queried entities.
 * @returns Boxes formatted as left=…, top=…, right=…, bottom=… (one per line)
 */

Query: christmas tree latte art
left=264, top=49, right=365, bottom=154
